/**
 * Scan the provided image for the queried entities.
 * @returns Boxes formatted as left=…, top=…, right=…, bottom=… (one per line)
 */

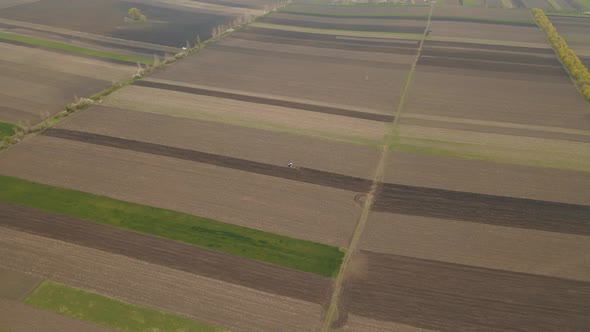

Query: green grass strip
left=0, top=122, right=18, bottom=140
left=462, top=0, right=482, bottom=6
left=576, top=0, right=590, bottom=9
left=0, top=175, right=344, bottom=277
left=545, top=0, right=563, bottom=10
left=24, top=281, right=228, bottom=332
left=0, top=32, right=152, bottom=65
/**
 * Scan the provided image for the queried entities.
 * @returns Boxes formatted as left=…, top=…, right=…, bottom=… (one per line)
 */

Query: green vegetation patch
left=462, top=0, right=482, bottom=6
left=545, top=0, right=563, bottom=10
left=0, top=175, right=344, bottom=277
left=0, top=32, right=152, bottom=65
left=0, top=122, right=18, bottom=140
left=24, top=281, right=227, bottom=332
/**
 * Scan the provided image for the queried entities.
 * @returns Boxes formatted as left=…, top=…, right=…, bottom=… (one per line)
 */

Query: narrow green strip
left=0, top=122, right=18, bottom=140
left=0, top=32, right=152, bottom=65
left=24, top=281, right=228, bottom=332
left=0, top=175, right=344, bottom=277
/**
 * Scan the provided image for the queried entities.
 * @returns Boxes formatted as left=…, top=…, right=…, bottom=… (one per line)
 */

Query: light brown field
left=0, top=136, right=362, bottom=247
left=433, top=5, right=535, bottom=20
left=0, top=268, right=41, bottom=301
left=428, top=21, right=548, bottom=44
left=0, top=299, right=115, bottom=332
left=265, top=11, right=427, bottom=29
left=0, top=227, right=324, bottom=332
left=361, top=212, right=590, bottom=282
left=286, top=3, right=431, bottom=16
left=152, top=41, right=409, bottom=112
left=57, top=106, right=380, bottom=179
left=103, top=84, right=388, bottom=144
left=384, top=152, right=590, bottom=204
left=336, top=314, right=435, bottom=332
left=0, top=42, right=134, bottom=124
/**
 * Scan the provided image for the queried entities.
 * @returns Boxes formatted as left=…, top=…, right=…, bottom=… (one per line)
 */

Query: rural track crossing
left=320, top=4, right=436, bottom=331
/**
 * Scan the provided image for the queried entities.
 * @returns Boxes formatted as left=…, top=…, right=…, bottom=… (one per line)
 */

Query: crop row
left=532, top=8, right=590, bottom=101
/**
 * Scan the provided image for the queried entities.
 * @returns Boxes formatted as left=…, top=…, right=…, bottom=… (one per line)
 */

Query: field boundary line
left=320, top=4, right=435, bottom=331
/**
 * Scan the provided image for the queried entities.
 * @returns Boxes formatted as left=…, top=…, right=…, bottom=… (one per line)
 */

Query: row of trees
left=532, top=8, right=590, bottom=101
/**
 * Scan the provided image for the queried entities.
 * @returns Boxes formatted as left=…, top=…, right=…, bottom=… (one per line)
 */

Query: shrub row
left=532, top=8, right=590, bottom=101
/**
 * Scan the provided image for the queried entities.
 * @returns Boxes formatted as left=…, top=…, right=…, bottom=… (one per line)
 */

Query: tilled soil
left=342, top=251, right=590, bottom=331
left=44, top=128, right=374, bottom=192
left=373, top=183, right=590, bottom=236
left=0, top=299, right=115, bottom=332
left=0, top=202, right=332, bottom=303
left=258, top=16, right=425, bottom=34
left=0, top=227, right=324, bottom=332
left=134, top=80, right=393, bottom=122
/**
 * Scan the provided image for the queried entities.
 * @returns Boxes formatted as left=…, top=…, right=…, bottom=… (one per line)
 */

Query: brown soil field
left=420, top=46, right=559, bottom=66
left=0, top=202, right=332, bottom=303
left=336, top=314, right=434, bottom=332
left=0, top=0, right=232, bottom=47
left=396, top=125, right=590, bottom=172
left=404, top=66, right=590, bottom=130
left=341, top=251, right=590, bottom=331
left=428, top=21, right=548, bottom=44
left=44, top=128, right=374, bottom=192
left=0, top=137, right=362, bottom=247
left=0, top=227, right=324, bottom=332
left=232, top=28, right=419, bottom=55
left=372, top=182, right=590, bottom=236
left=285, top=3, right=431, bottom=16
left=136, top=79, right=394, bottom=121
left=220, top=37, right=416, bottom=64
left=0, top=268, right=41, bottom=301
left=259, top=12, right=426, bottom=34
left=152, top=44, right=408, bottom=113
left=0, top=298, right=115, bottom=332
left=0, top=42, right=134, bottom=124
left=103, top=84, right=388, bottom=143
left=0, top=0, right=39, bottom=10
left=400, top=113, right=590, bottom=142
left=425, top=38, right=554, bottom=54
left=56, top=106, right=380, bottom=179
left=418, top=55, right=564, bottom=75
left=361, top=212, right=590, bottom=281
left=383, top=152, right=590, bottom=205
left=433, top=5, right=535, bottom=21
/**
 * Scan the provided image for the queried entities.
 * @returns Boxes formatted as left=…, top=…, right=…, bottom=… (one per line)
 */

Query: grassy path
left=320, top=4, right=436, bottom=331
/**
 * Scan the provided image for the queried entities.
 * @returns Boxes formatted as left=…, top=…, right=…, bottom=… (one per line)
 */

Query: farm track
left=374, top=183, right=590, bottom=235
left=133, top=80, right=394, bottom=122
left=343, top=251, right=590, bottom=331
left=232, top=31, right=418, bottom=54
left=209, top=44, right=408, bottom=69
left=0, top=202, right=332, bottom=303
left=43, top=128, right=374, bottom=192
left=417, top=56, right=565, bottom=75
left=259, top=16, right=426, bottom=34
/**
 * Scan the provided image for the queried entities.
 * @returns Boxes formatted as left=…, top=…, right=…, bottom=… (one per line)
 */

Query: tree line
left=532, top=8, right=590, bottom=102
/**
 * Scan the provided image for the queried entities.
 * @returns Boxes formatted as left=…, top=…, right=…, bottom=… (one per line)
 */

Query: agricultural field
left=550, top=14, right=590, bottom=67
left=1, top=2, right=590, bottom=332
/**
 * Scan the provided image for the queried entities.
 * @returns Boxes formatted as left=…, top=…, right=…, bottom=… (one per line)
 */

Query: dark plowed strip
left=343, top=251, right=590, bottom=331
left=243, top=26, right=420, bottom=48
left=231, top=32, right=418, bottom=55
left=259, top=16, right=425, bottom=34
left=0, top=23, right=169, bottom=56
left=424, top=39, right=555, bottom=54
left=134, top=80, right=393, bottom=122
left=44, top=129, right=374, bottom=193
left=0, top=202, right=331, bottom=303
left=210, top=44, right=410, bottom=69
left=373, top=183, right=590, bottom=236
left=421, top=47, right=559, bottom=66
left=0, top=39, right=136, bottom=66
left=418, top=56, right=565, bottom=76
